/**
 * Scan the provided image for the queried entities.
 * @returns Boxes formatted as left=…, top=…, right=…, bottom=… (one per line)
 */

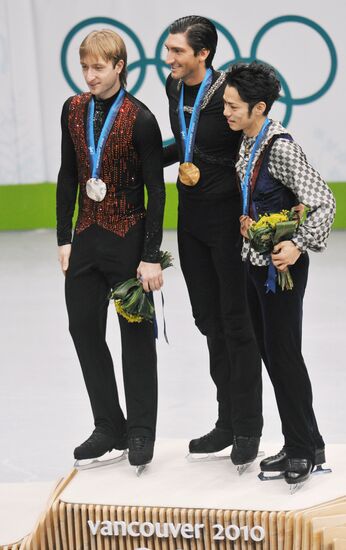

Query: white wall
left=0, top=0, right=344, bottom=184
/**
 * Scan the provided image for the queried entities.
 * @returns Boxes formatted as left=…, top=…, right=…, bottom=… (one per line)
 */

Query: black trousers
left=65, top=223, right=157, bottom=441
left=178, top=195, right=263, bottom=436
left=246, top=254, right=324, bottom=462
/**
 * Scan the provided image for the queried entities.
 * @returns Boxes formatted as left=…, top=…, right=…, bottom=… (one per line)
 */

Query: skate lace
left=271, top=448, right=286, bottom=460
left=200, top=429, right=218, bottom=443
left=83, top=430, right=109, bottom=448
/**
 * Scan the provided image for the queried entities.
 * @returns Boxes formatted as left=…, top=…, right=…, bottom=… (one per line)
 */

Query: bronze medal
left=179, top=162, right=200, bottom=186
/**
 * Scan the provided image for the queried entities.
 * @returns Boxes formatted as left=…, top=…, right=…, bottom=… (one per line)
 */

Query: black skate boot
left=74, top=429, right=127, bottom=470
left=258, top=446, right=331, bottom=481
left=128, top=436, right=154, bottom=476
left=187, top=428, right=233, bottom=462
left=313, top=448, right=332, bottom=475
left=231, top=436, right=261, bottom=475
left=284, top=458, right=313, bottom=494
left=258, top=447, right=287, bottom=480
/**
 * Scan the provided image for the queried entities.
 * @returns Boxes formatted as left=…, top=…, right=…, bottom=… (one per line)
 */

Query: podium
left=1, top=441, right=346, bottom=550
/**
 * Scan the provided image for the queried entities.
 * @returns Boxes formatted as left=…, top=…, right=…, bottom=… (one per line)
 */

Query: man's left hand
left=271, top=240, right=301, bottom=272
left=137, top=261, right=163, bottom=292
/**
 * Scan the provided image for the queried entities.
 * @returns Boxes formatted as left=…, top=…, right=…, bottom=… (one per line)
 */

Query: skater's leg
left=248, top=254, right=323, bottom=464
left=65, top=230, right=126, bottom=440
left=210, top=200, right=263, bottom=438
left=101, top=222, right=158, bottom=466
left=118, top=316, right=157, bottom=438
left=178, top=217, right=232, bottom=432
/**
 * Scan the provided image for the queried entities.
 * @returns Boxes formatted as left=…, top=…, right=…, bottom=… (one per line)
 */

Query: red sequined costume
left=56, top=89, right=165, bottom=448
left=57, top=90, right=165, bottom=262
left=68, top=92, right=145, bottom=238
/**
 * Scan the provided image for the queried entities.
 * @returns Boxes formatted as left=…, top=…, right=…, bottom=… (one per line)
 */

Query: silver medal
left=86, top=178, right=107, bottom=202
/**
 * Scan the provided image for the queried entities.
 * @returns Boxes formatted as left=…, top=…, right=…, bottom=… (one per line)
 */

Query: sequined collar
left=93, top=88, right=122, bottom=111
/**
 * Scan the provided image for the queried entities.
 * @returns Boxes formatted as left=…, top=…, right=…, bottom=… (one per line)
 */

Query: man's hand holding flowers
left=271, top=241, right=301, bottom=272
left=137, top=261, right=163, bottom=292
left=239, top=215, right=254, bottom=239
left=240, top=205, right=308, bottom=291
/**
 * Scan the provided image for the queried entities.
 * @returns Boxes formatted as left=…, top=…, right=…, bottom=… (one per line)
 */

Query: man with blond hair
left=57, top=29, right=165, bottom=470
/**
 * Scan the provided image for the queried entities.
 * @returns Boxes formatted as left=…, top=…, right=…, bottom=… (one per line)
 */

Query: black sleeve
left=56, top=98, right=79, bottom=245
left=164, top=75, right=180, bottom=167
left=133, top=109, right=166, bottom=263
left=163, top=142, right=179, bottom=166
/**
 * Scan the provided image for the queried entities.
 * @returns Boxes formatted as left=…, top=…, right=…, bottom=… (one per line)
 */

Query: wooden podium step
left=1, top=441, right=345, bottom=550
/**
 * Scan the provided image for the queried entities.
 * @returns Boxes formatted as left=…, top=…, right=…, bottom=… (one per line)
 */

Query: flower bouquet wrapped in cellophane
left=247, top=207, right=307, bottom=291
left=109, top=251, right=173, bottom=322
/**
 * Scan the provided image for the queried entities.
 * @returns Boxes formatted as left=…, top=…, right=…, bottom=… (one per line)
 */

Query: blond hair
left=79, top=29, right=127, bottom=87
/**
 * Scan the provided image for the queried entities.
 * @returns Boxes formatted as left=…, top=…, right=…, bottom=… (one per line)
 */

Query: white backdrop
left=0, top=0, right=344, bottom=184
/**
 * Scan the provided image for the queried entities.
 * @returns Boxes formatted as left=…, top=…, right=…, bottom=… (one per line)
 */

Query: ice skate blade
left=186, top=452, right=230, bottom=463
left=236, top=459, right=260, bottom=475
left=313, top=464, right=332, bottom=475
left=258, top=471, right=285, bottom=481
left=234, top=450, right=265, bottom=476
left=74, top=450, right=128, bottom=471
left=237, top=463, right=253, bottom=475
left=287, top=465, right=331, bottom=493
left=258, top=463, right=331, bottom=482
left=289, top=482, right=304, bottom=495
left=135, top=465, right=147, bottom=477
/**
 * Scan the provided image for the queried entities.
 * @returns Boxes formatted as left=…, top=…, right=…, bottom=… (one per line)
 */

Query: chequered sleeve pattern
left=268, top=139, right=336, bottom=253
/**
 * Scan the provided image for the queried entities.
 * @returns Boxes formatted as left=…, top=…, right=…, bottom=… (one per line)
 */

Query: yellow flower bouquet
left=247, top=208, right=307, bottom=291
left=109, top=251, right=173, bottom=322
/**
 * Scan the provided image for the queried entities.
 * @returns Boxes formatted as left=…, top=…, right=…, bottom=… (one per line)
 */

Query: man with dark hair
left=223, top=61, right=335, bottom=488
left=57, top=29, right=165, bottom=472
left=164, top=16, right=263, bottom=470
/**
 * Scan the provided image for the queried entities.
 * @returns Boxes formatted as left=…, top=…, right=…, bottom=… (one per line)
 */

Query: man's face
left=165, top=32, right=207, bottom=83
left=80, top=55, right=121, bottom=99
left=223, top=85, right=256, bottom=133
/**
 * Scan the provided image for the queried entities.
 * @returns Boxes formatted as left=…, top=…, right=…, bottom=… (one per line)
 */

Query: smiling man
left=56, top=29, right=165, bottom=471
left=164, top=16, right=263, bottom=470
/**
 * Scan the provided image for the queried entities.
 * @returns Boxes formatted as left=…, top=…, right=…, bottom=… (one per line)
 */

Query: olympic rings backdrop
left=0, top=0, right=345, bottom=228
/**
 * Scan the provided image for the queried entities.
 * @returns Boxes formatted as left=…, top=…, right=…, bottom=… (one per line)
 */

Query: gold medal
left=178, top=162, right=200, bottom=186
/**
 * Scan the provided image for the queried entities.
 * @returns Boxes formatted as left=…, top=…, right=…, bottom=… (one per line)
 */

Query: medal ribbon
left=240, top=118, right=277, bottom=293
left=178, top=68, right=213, bottom=163
left=87, top=88, right=126, bottom=179
left=241, top=117, right=270, bottom=216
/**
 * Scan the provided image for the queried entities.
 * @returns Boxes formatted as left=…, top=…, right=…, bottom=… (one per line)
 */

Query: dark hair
left=225, top=62, right=281, bottom=115
left=169, top=15, right=217, bottom=68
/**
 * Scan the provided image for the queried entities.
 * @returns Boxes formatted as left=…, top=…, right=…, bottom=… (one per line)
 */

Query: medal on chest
left=86, top=88, right=126, bottom=202
left=178, top=68, right=212, bottom=187
left=178, top=162, right=200, bottom=186
left=86, top=177, right=107, bottom=202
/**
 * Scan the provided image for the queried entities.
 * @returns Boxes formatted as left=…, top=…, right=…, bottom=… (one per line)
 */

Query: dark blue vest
left=251, top=134, right=298, bottom=221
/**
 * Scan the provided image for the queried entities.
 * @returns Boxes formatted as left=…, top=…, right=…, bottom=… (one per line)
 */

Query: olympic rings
left=61, top=15, right=337, bottom=139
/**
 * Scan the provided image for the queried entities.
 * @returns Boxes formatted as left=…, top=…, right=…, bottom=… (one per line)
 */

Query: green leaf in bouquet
left=111, top=249, right=173, bottom=325
left=136, top=292, right=155, bottom=321
left=159, top=250, right=174, bottom=270
left=273, top=220, right=298, bottom=244
left=277, top=268, right=294, bottom=291
left=122, top=286, right=145, bottom=314
left=300, top=206, right=309, bottom=224
left=109, top=278, right=140, bottom=300
left=248, top=226, right=274, bottom=253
